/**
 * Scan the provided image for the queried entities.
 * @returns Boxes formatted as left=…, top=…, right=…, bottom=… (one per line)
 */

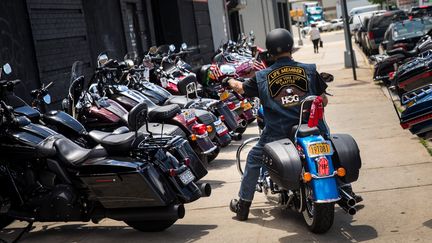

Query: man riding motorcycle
left=226, top=28, right=331, bottom=221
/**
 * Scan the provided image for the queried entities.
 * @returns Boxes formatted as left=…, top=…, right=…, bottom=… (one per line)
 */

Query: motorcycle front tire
left=0, top=215, right=14, bottom=230
left=125, top=219, right=177, bottom=232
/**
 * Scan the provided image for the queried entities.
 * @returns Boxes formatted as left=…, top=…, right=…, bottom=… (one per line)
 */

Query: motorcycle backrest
left=128, top=102, right=148, bottom=131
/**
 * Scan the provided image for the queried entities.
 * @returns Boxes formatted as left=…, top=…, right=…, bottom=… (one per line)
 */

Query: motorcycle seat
left=164, top=96, right=194, bottom=108
left=387, top=48, right=418, bottom=58
left=291, top=124, right=320, bottom=138
left=88, top=126, right=130, bottom=142
left=148, top=104, right=181, bottom=122
left=54, top=138, right=93, bottom=166
left=88, top=131, right=135, bottom=154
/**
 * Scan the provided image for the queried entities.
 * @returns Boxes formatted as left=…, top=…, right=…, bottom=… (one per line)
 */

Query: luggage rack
left=401, top=84, right=432, bottom=105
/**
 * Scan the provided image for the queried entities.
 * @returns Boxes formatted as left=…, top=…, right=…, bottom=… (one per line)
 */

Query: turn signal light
left=240, top=101, right=245, bottom=108
left=337, top=167, right=346, bottom=177
left=191, top=134, right=197, bottom=141
left=303, top=172, right=312, bottom=182
left=207, top=125, right=213, bottom=133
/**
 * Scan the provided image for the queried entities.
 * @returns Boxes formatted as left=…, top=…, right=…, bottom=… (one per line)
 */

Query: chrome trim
left=311, top=171, right=337, bottom=179
left=315, top=197, right=341, bottom=203
left=201, top=145, right=218, bottom=155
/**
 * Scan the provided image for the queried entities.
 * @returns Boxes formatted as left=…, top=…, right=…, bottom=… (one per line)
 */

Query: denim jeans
left=238, top=136, right=272, bottom=201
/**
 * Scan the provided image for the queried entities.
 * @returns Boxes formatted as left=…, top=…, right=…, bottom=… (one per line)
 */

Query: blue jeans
left=239, top=136, right=271, bottom=201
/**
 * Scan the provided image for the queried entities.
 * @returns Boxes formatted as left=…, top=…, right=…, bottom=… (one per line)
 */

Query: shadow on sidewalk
left=245, top=202, right=377, bottom=242
left=1, top=223, right=217, bottom=243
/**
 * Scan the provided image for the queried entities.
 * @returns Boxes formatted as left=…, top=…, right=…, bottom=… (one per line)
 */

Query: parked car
left=330, top=18, right=344, bottom=30
left=350, top=10, right=386, bottom=37
left=349, top=4, right=381, bottom=16
left=359, top=17, right=371, bottom=52
left=380, top=18, right=432, bottom=54
left=316, top=20, right=332, bottom=31
left=409, top=5, right=432, bottom=18
left=365, top=10, right=407, bottom=55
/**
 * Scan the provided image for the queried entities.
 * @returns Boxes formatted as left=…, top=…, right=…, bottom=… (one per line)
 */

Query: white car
left=315, top=20, right=332, bottom=31
left=330, top=19, right=344, bottom=30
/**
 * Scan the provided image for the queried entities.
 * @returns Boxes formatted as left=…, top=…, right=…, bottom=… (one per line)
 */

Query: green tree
left=368, top=0, right=386, bottom=8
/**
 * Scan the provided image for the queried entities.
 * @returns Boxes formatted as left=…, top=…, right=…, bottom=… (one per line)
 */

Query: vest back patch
left=267, top=66, right=309, bottom=107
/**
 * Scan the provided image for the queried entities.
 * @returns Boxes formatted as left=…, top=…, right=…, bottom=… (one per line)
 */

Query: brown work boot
left=230, top=198, right=252, bottom=221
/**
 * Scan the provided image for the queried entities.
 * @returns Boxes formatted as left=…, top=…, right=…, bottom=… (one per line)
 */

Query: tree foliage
left=368, top=0, right=386, bottom=6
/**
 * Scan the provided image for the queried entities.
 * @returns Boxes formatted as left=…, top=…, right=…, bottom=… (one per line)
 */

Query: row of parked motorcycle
left=0, top=32, right=267, bottom=240
left=367, top=9, right=432, bottom=140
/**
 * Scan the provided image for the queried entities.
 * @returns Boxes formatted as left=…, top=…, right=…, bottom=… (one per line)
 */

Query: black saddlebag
left=263, top=139, right=302, bottom=190
left=79, top=159, right=176, bottom=208
left=136, top=136, right=208, bottom=181
left=167, top=136, right=208, bottom=180
left=329, top=134, right=362, bottom=183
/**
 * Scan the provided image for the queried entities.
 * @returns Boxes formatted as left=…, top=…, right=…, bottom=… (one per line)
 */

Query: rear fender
left=297, top=136, right=340, bottom=203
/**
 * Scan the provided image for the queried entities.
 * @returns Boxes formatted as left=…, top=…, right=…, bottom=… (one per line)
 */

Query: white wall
left=336, top=0, right=373, bottom=19
left=208, top=0, right=230, bottom=51
left=239, top=0, right=276, bottom=48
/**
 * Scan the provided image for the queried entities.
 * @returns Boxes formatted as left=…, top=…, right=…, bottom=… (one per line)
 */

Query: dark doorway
left=277, top=2, right=290, bottom=29
left=229, top=11, right=241, bottom=40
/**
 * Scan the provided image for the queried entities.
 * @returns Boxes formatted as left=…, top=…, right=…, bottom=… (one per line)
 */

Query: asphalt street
left=1, top=30, right=432, bottom=243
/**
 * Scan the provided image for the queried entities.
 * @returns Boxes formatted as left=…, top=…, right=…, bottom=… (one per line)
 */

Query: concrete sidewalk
left=2, top=31, right=432, bottom=243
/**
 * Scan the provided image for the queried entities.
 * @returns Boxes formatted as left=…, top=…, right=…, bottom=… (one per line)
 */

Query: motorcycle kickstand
left=12, top=219, right=34, bottom=243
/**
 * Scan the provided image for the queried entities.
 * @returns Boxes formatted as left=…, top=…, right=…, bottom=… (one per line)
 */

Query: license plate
left=179, top=169, right=195, bottom=185
left=214, top=119, right=228, bottom=135
left=307, top=142, right=332, bottom=157
left=243, top=102, right=252, bottom=110
left=183, top=110, right=196, bottom=123
left=220, top=91, right=230, bottom=101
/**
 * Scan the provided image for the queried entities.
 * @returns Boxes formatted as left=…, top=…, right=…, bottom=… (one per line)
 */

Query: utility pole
left=341, top=0, right=357, bottom=80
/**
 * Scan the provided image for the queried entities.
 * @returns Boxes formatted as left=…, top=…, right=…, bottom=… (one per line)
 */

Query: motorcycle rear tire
left=125, top=219, right=177, bottom=232
left=302, top=202, right=334, bottom=234
left=235, top=126, right=247, bottom=135
left=0, top=215, right=14, bottom=230
left=207, top=146, right=220, bottom=163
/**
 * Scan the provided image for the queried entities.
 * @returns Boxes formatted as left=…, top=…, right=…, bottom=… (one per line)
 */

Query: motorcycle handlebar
left=0, top=79, right=21, bottom=86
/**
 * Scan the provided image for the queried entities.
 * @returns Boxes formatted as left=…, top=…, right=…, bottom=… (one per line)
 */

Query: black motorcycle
left=0, top=92, right=211, bottom=240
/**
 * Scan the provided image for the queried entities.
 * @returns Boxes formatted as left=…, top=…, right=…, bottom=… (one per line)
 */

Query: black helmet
left=265, top=28, right=294, bottom=56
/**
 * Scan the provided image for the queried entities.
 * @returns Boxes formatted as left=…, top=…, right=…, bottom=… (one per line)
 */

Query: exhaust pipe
left=105, top=204, right=185, bottom=221
left=339, top=188, right=356, bottom=207
left=337, top=201, right=357, bottom=215
left=197, top=183, right=212, bottom=197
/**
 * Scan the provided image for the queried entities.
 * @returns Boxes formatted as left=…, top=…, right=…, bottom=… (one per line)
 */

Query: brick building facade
left=0, top=0, right=214, bottom=105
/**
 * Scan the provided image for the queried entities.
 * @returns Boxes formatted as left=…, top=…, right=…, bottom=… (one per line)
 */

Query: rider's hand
left=221, top=77, right=231, bottom=87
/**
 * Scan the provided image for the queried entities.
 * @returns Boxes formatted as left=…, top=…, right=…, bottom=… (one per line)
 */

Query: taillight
left=227, top=102, right=236, bottom=110
left=393, top=43, right=407, bottom=50
left=220, top=115, right=225, bottom=121
left=368, top=31, right=374, bottom=40
left=184, top=158, right=191, bottom=166
left=192, top=124, right=207, bottom=135
left=317, top=157, right=330, bottom=176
